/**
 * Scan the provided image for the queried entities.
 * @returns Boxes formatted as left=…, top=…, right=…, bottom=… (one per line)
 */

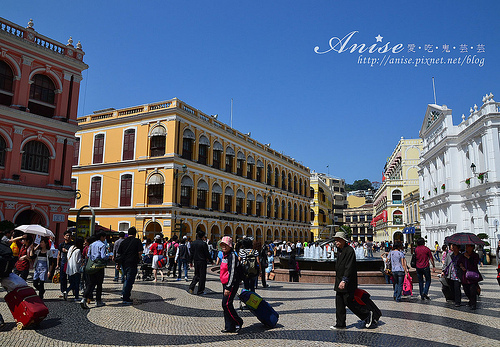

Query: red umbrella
left=444, top=232, right=485, bottom=245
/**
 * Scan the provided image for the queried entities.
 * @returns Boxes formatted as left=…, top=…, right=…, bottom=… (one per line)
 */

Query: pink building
left=0, top=18, right=88, bottom=242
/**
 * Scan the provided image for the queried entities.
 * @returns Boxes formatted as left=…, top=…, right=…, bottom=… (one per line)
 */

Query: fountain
left=278, top=239, right=384, bottom=284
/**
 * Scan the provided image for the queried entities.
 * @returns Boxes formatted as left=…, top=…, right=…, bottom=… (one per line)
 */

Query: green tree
left=339, top=225, right=352, bottom=238
left=345, top=179, right=373, bottom=192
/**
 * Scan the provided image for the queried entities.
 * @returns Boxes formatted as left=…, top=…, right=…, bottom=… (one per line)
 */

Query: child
left=219, top=236, right=243, bottom=333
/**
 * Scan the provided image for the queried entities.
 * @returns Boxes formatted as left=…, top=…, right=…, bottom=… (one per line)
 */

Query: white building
left=419, top=93, right=500, bottom=251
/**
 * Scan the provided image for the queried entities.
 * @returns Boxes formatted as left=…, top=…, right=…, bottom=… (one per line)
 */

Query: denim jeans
left=392, top=271, right=405, bottom=302
left=416, top=266, right=431, bottom=297
left=114, top=267, right=123, bottom=282
left=121, top=266, right=138, bottom=301
left=177, top=259, right=188, bottom=279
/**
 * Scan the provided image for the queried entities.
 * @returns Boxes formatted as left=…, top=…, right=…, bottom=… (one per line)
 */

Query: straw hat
left=333, top=231, right=349, bottom=242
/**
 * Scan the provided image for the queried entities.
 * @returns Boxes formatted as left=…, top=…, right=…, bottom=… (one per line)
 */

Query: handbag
left=269, top=271, right=276, bottom=280
left=465, top=270, right=481, bottom=282
left=52, top=270, right=60, bottom=284
left=402, top=272, right=413, bottom=296
left=85, top=257, right=106, bottom=275
left=439, top=275, right=449, bottom=287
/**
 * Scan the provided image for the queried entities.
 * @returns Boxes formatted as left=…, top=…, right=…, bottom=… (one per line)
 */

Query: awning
left=181, top=175, right=194, bottom=187
left=150, top=126, right=166, bottom=136
left=237, top=151, right=245, bottom=160
left=213, top=141, right=223, bottom=151
left=370, top=210, right=388, bottom=226
left=236, top=189, right=245, bottom=199
left=148, top=173, right=164, bottom=185
left=225, top=186, right=234, bottom=196
left=226, top=147, right=235, bottom=156
left=199, top=135, right=210, bottom=146
left=247, top=192, right=255, bottom=201
left=183, top=128, right=195, bottom=139
left=256, top=160, right=264, bottom=168
left=197, top=179, right=208, bottom=191
left=212, top=183, right=222, bottom=194
left=247, top=156, right=255, bottom=165
left=256, top=194, right=264, bottom=203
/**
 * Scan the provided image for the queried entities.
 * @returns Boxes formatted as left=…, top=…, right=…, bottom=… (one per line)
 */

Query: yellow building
left=372, top=137, right=422, bottom=243
left=309, top=173, right=346, bottom=240
left=70, top=98, right=311, bottom=244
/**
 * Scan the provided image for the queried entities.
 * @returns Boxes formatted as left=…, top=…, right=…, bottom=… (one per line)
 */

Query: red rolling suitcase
left=5, top=286, right=49, bottom=330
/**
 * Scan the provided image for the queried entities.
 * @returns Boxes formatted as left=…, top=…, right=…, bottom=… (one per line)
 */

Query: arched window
left=90, top=176, right=102, bottom=207
left=29, top=74, right=56, bottom=118
left=147, top=173, right=164, bottom=205
left=287, top=202, right=292, bottom=221
left=392, top=189, right=402, bottom=203
left=310, top=209, right=315, bottom=222
left=120, top=174, right=132, bottom=206
left=73, top=137, right=80, bottom=166
left=122, top=129, right=135, bottom=161
left=198, top=135, right=209, bottom=165
left=150, top=126, right=166, bottom=157
left=197, top=179, right=208, bottom=209
left=267, top=164, right=272, bottom=185
left=275, top=168, right=280, bottom=188
left=281, top=171, right=286, bottom=190
left=274, top=198, right=279, bottom=218
left=0, top=60, right=14, bottom=106
left=299, top=205, right=303, bottom=222
left=267, top=196, right=272, bottom=218
left=299, top=178, right=303, bottom=196
left=256, top=194, right=263, bottom=216
left=310, top=187, right=315, bottom=199
left=288, top=173, right=292, bottom=193
left=181, top=176, right=194, bottom=206
left=247, top=192, right=255, bottom=215
left=294, top=203, right=298, bottom=222
left=247, top=156, right=255, bottom=179
left=21, top=140, right=50, bottom=173
left=294, top=176, right=298, bottom=194
left=211, top=183, right=222, bottom=210
left=182, top=129, right=195, bottom=160
left=0, top=135, right=6, bottom=167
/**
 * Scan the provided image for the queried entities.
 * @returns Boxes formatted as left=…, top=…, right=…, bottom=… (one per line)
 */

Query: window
left=180, top=176, right=193, bottom=206
left=213, top=149, right=221, bottom=169
left=120, top=174, right=132, bottom=207
left=150, top=126, right=166, bottom=157
left=256, top=201, right=261, bottom=216
left=294, top=177, right=298, bottom=194
left=0, top=135, right=6, bottom=167
left=198, top=143, right=208, bottom=165
left=294, top=204, right=298, bottom=221
left=225, top=153, right=233, bottom=173
left=119, top=222, right=130, bottom=232
left=275, top=168, right=280, bottom=188
left=267, top=197, right=272, bottom=218
left=197, top=180, right=208, bottom=209
left=182, top=138, right=193, bottom=160
left=256, top=166, right=262, bottom=182
left=299, top=205, right=303, bottom=222
left=90, top=176, right=102, bottom=207
left=21, top=140, right=50, bottom=173
left=392, top=189, right=402, bottom=203
left=122, top=129, right=135, bottom=161
left=267, top=165, right=272, bottom=185
left=275, top=199, right=280, bottom=218
left=246, top=199, right=253, bottom=215
left=147, top=174, right=164, bottom=205
left=224, top=194, right=232, bottom=212
left=197, top=189, right=207, bottom=209
left=345, top=216, right=351, bottom=223
left=352, top=215, right=358, bottom=222
left=93, top=134, right=104, bottom=164
left=287, top=202, right=291, bottom=221
left=247, top=162, right=254, bottom=179
left=288, top=174, right=292, bottom=193
left=236, top=197, right=243, bottom=214
left=0, top=60, right=14, bottom=106
left=73, top=137, right=80, bottom=166
left=28, top=74, right=56, bottom=118
left=237, top=158, right=244, bottom=176
left=212, top=191, right=221, bottom=210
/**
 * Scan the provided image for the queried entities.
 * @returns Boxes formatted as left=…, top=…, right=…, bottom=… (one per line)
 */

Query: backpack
left=242, top=252, right=259, bottom=278
left=410, top=252, right=417, bottom=268
left=0, top=241, right=15, bottom=278
left=167, top=243, right=176, bottom=257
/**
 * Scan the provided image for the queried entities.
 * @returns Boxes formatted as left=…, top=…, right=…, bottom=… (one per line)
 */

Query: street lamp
left=470, top=163, right=476, bottom=174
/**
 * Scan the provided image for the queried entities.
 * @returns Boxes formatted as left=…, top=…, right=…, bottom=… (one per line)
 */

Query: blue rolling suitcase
left=238, top=289, right=279, bottom=328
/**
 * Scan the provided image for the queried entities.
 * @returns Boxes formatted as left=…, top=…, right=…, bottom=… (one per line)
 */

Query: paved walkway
left=0, top=264, right=499, bottom=347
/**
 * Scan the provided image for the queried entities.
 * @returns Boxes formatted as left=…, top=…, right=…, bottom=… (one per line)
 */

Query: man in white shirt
left=81, top=231, right=108, bottom=309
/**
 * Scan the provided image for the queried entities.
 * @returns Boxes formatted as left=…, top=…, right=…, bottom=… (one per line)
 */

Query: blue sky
left=3, top=1, right=499, bottom=184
